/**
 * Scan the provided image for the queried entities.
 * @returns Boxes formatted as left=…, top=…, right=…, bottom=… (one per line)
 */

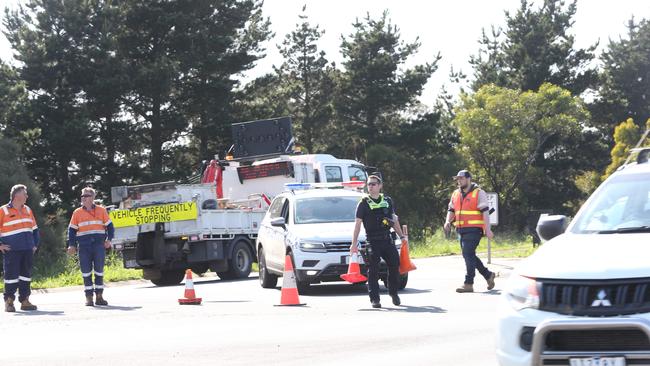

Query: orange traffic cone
left=399, top=239, right=417, bottom=274
left=340, top=252, right=367, bottom=283
left=275, top=255, right=306, bottom=306
left=178, top=269, right=202, bottom=305
left=399, top=225, right=417, bottom=274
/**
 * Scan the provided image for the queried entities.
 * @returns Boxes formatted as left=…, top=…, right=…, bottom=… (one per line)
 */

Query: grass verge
left=410, top=229, right=537, bottom=259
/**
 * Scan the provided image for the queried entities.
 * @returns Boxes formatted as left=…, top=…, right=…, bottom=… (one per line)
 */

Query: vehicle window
left=571, top=172, right=650, bottom=233
left=268, top=197, right=286, bottom=219
left=294, top=196, right=359, bottom=224
left=325, top=166, right=343, bottom=182
left=348, top=166, right=367, bottom=182
left=282, top=199, right=290, bottom=223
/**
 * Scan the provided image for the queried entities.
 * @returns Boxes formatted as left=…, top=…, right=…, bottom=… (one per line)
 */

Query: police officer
left=443, top=170, right=496, bottom=293
left=0, top=184, right=39, bottom=312
left=67, top=187, right=114, bottom=306
left=350, top=175, right=406, bottom=308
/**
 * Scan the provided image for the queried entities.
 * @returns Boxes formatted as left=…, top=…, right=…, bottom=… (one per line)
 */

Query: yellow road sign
left=110, top=202, right=198, bottom=228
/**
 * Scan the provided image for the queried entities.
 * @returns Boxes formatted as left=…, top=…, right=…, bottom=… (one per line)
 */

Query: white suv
left=256, top=184, right=408, bottom=291
left=497, top=148, right=650, bottom=366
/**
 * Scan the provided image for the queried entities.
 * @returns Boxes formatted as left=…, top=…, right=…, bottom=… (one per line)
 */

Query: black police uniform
left=356, top=194, right=400, bottom=304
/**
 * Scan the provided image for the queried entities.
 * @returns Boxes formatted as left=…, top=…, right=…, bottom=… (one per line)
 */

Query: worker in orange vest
left=443, top=170, right=496, bottom=293
left=0, top=184, right=39, bottom=312
left=67, top=187, right=114, bottom=306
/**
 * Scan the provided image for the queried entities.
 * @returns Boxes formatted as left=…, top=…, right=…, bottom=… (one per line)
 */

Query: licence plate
left=343, top=255, right=364, bottom=265
left=569, top=357, right=625, bottom=366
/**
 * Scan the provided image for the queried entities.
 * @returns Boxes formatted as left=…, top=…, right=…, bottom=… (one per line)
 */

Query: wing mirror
left=536, top=214, right=568, bottom=242
left=270, top=217, right=286, bottom=230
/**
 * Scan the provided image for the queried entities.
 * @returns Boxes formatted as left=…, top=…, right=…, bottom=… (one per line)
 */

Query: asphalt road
left=0, top=256, right=520, bottom=366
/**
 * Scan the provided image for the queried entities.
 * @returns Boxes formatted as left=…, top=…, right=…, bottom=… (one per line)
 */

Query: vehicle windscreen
left=571, top=172, right=650, bottom=234
left=294, top=196, right=359, bottom=224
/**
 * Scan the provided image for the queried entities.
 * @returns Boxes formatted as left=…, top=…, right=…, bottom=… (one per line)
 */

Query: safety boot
left=486, top=272, right=496, bottom=290
left=5, top=297, right=15, bottom=312
left=85, top=294, right=94, bottom=306
left=391, top=294, right=401, bottom=306
left=371, top=299, right=381, bottom=309
left=95, top=293, right=108, bottom=306
left=20, top=297, right=37, bottom=311
left=455, top=284, right=474, bottom=293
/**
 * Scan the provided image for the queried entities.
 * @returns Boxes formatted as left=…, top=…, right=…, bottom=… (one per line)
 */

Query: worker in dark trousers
left=444, top=170, right=496, bottom=293
left=350, top=175, right=407, bottom=308
left=0, top=184, right=39, bottom=312
left=67, top=187, right=114, bottom=306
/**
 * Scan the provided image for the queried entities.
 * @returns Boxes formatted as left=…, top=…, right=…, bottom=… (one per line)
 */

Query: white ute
left=497, top=148, right=650, bottom=366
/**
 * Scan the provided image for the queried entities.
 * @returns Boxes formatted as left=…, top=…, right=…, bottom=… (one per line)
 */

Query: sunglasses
left=367, top=182, right=379, bottom=186
left=80, top=194, right=93, bottom=198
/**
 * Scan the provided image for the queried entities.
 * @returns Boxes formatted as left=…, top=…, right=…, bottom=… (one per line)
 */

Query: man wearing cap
left=444, top=170, right=496, bottom=293
left=67, top=187, right=114, bottom=306
left=350, top=174, right=407, bottom=308
left=0, top=184, right=39, bottom=312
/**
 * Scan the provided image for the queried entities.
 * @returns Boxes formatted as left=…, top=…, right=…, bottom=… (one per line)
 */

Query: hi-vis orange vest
left=451, top=188, right=485, bottom=229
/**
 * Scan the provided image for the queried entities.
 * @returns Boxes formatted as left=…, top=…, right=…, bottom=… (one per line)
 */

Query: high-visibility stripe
left=76, top=230, right=106, bottom=236
left=94, top=285, right=104, bottom=289
left=105, top=220, right=112, bottom=226
left=456, top=220, right=485, bottom=225
left=84, top=286, right=94, bottom=290
left=94, top=271, right=104, bottom=276
left=3, top=218, right=34, bottom=227
left=457, top=210, right=481, bottom=215
left=69, top=224, right=79, bottom=230
left=18, top=276, right=31, bottom=282
left=78, top=220, right=104, bottom=227
left=4, top=278, right=19, bottom=284
left=25, top=206, right=31, bottom=214
left=1, top=206, right=8, bottom=215
left=82, top=272, right=92, bottom=277
left=0, top=227, right=33, bottom=237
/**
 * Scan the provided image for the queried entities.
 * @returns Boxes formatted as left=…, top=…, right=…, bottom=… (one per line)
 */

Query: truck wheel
left=218, top=240, right=253, bottom=280
left=190, top=264, right=209, bottom=276
left=258, top=247, right=278, bottom=288
left=151, top=270, right=185, bottom=286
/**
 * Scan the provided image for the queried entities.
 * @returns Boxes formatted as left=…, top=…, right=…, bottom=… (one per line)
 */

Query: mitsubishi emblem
left=591, top=289, right=612, bottom=307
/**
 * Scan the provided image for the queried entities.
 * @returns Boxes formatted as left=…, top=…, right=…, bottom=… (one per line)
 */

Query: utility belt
left=365, top=231, right=393, bottom=244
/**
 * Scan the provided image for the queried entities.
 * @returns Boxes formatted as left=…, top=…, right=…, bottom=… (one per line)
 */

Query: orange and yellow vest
left=0, top=203, right=39, bottom=250
left=451, top=188, right=485, bottom=230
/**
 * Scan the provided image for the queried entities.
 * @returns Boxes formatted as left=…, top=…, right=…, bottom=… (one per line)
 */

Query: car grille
left=545, top=329, right=650, bottom=352
left=324, top=241, right=366, bottom=252
left=538, top=277, right=650, bottom=316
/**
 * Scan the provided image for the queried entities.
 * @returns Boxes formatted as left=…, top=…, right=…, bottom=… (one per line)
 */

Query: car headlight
left=299, top=241, right=326, bottom=253
left=505, top=274, right=540, bottom=311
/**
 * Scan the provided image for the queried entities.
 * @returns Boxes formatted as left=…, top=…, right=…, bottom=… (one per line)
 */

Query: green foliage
left=276, top=8, right=334, bottom=154
left=453, top=83, right=589, bottom=227
left=333, top=10, right=440, bottom=156
left=410, top=229, right=536, bottom=259
left=470, top=0, right=597, bottom=95
left=603, top=118, right=650, bottom=179
left=593, top=18, right=650, bottom=135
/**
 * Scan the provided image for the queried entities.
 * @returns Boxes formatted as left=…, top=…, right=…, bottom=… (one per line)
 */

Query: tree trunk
left=150, top=99, right=163, bottom=179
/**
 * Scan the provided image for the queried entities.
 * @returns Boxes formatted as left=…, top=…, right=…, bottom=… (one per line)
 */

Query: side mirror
left=270, top=217, right=286, bottom=230
left=536, top=214, right=567, bottom=242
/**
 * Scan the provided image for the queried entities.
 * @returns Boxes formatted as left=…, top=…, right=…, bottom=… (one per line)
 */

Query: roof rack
left=622, top=128, right=650, bottom=166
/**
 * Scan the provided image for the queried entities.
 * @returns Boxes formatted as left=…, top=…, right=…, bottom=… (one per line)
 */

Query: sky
left=1, top=0, right=649, bottom=107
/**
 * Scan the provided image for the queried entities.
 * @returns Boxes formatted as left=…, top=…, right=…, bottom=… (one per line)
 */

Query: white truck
left=109, top=117, right=369, bottom=286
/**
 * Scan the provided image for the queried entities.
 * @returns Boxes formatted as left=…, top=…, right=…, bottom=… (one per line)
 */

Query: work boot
left=486, top=272, right=496, bottom=290
left=371, top=299, right=381, bottom=309
left=5, top=297, right=15, bottom=312
left=456, top=284, right=474, bottom=293
left=85, top=294, right=94, bottom=307
left=20, top=298, right=37, bottom=311
left=391, top=294, right=401, bottom=306
left=95, top=293, right=108, bottom=306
